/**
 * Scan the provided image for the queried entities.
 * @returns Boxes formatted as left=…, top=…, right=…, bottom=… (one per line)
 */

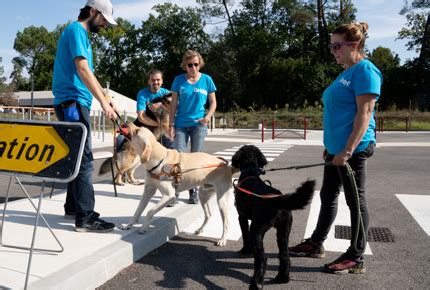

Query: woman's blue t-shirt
left=171, top=73, right=216, bottom=128
left=322, top=59, right=383, bottom=155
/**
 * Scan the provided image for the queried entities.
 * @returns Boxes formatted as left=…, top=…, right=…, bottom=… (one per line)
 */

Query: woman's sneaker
left=324, top=253, right=366, bottom=274
left=289, top=238, right=325, bottom=258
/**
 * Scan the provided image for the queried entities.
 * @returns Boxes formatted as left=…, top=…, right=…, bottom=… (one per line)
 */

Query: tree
left=0, top=57, right=6, bottom=92
left=92, top=18, right=141, bottom=98
left=9, top=57, right=28, bottom=91
left=368, top=47, right=401, bottom=109
left=398, top=0, right=430, bottom=110
left=14, top=26, right=56, bottom=91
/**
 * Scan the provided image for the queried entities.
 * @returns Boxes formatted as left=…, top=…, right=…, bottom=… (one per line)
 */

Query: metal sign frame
left=0, top=118, right=87, bottom=289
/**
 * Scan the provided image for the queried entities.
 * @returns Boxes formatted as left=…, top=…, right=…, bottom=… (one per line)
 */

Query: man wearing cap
left=52, top=0, right=118, bottom=233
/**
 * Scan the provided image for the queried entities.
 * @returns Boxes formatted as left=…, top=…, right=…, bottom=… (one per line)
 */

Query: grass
left=2, top=109, right=430, bottom=131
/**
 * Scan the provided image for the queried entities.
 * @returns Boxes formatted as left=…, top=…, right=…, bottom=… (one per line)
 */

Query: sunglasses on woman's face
left=328, top=41, right=357, bottom=50
left=187, top=63, right=199, bottom=68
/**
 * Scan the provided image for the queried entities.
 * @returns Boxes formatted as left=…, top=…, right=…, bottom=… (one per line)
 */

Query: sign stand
left=0, top=119, right=87, bottom=289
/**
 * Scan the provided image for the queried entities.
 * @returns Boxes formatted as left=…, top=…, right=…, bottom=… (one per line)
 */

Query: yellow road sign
left=0, top=123, right=70, bottom=174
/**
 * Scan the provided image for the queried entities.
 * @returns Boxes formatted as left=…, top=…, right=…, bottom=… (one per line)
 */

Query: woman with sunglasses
left=169, top=50, right=217, bottom=204
left=289, top=22, right=382, bottom=274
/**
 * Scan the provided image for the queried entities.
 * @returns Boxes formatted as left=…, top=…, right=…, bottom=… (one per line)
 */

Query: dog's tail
left=280, top=179, right=316, bottom=210
left=99, top=157, right=113, bottom=175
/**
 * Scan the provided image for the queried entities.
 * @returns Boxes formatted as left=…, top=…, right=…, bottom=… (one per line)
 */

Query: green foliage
left=2, top=0, right=426, bottom=111
left=94, top=4, right=211, bottom=99
left=13, top=25, right=56, bottom=90
left=0, top=57, right=6, bottom=92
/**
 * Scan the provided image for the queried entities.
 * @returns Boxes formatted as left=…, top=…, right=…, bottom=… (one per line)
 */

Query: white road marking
left=214, top=155, right=275, bottom=162
left=396, top=194, right=430, bottom=236
left=377, top=142, right=430, bottom=147
left=304, top=191, right=373, bottom=255
left=182, top=191, right=242, bottom=241
left=224, top=149, right=285, bottom=153
left=214, top=151, right=280, bottom=157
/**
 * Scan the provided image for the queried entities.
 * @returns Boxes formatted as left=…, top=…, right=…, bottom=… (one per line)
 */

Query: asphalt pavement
left=1, top=129, right=429, bottom=289
left=97, top=130, right=430, bottom=290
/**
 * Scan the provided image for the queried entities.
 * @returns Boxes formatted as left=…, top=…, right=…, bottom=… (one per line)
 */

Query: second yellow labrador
left=120, top=124, right=240, bottom=246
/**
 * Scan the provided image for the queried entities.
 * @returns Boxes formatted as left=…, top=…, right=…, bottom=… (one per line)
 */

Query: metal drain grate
left=335, top=225, right=395, bottom=243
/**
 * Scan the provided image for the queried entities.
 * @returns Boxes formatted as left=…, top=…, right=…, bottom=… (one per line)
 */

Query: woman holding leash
left=289, top=22, right=382, bottom=274
left=169, top=50, right=217, bottom=204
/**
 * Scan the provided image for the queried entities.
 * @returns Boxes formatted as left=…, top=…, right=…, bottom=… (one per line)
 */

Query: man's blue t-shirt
left=323, top=59, right=382, bottom=155
left=52, top=21, right=94, bottom=109
left=171, top=73, right=216, bottom=128
left=136, top=87, right=170, bottom=112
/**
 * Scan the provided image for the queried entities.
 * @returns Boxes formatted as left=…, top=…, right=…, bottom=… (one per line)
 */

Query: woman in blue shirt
left=289, top=22, right=382, bottom=274
left=169, top=50, right=217, bottom=204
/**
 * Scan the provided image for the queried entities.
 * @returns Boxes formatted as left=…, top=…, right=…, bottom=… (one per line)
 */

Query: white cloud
left=114, top=0, right=200, bottom=21
left=15, top=15, right=31, bottom=22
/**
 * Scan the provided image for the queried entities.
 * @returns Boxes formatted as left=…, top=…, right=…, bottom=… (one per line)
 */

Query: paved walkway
left=1, top=129, right=429, bottom=289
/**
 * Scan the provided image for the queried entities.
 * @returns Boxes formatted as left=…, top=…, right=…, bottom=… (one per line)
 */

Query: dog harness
left=234, top=176, right=283, bottom=199
left=148, top=157, right=229, bottom=188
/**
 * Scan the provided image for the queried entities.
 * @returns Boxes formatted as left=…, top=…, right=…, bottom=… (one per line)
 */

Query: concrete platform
left=0, top=183, right=213, bottom=290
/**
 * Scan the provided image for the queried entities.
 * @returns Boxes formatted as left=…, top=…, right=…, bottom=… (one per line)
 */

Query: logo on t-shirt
left=339, top=77, right=351, bottom=86
left=194, top=88, right=208, bottom=96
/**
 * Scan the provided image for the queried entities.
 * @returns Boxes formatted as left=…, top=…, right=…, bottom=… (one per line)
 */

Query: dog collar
left=148, top=158, right=164, bottom=173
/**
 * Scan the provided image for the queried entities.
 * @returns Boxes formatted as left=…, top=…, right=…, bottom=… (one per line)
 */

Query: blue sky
left=0, top=0, right=418, bottom=82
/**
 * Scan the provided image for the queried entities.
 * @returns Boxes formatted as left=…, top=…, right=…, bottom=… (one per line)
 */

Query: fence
left=0, top=106, right=137, bottom=142
left=2, top=106, right=430, bottom=134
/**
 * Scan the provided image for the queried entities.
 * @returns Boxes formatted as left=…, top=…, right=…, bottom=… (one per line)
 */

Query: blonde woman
left=169, top=50, right=217, bottom=204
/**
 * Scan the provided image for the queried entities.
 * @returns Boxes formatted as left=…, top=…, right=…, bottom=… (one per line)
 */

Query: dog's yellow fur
left=120, top=124, right=240, bottom=246
left=104, top=102, right=171, bottom=185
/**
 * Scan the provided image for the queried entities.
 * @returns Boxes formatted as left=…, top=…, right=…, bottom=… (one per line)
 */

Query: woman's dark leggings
left=310, top=143, right=375, bottom=260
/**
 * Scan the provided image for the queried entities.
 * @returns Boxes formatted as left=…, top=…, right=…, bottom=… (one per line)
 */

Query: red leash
left=234, top=176, right=283, bottom=199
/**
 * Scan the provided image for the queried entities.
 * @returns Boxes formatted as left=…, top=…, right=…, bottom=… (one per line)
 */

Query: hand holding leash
left=103, top=95, right=118, bottom=120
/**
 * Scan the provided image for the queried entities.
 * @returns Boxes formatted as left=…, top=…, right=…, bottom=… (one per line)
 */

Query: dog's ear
left=140, top=142, right=152, bottom=163
left=257, top=147, right=268, bottom=168
left=128, top=122, right=140, bottom=136
left=231, top=146, right=244, bottom=168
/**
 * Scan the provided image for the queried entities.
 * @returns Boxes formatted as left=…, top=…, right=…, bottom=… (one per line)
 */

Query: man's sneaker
left=324, top=253, right=366, bottom=274
left=64, top=212, right=76, bottom=220
left=75, top=216, right=115, bottom=233
left=188, top=188, right=198, bottom=204
left=289, top=238, right=325, bottom=258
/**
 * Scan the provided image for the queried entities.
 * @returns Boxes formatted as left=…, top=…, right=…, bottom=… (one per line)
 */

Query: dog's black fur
left=231, top=145, right=315, bottom=290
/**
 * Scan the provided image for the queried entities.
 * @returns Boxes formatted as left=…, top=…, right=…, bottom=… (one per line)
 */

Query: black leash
left=265, top=161, right=332, bottom=172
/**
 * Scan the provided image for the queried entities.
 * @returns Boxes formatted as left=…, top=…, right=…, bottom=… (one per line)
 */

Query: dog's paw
left=216, top=238, right=227, bottom=247
left=115, top=181, right=125, bottom=186
left=239, top=246, right=252, bottom=255
left=249, top=279, right=263, bottom=290
left=273, top=273, right=290, bottom=284
left=132, top=180, right=145, bottom=185
left=194, top=227, right=204, bottom=235
left=138, top=226, right=149, bottom=234
left=120, top=223, right=132, bottom=230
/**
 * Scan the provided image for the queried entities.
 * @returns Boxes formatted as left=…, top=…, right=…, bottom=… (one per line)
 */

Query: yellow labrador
left=120, top=124, right=239, bottom=246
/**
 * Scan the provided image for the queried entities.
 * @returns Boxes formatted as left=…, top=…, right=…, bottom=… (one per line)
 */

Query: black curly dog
left=231, top=145, right=316, bottom=290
